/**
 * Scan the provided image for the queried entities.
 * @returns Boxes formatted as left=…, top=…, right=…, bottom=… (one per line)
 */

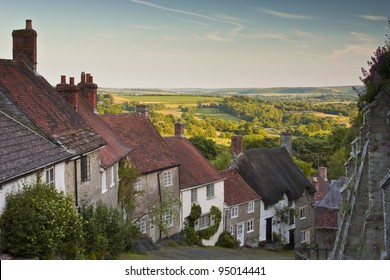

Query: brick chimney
left=12, top=19, right=37, bottom=71
left=280, top=130, right=292, bottom=155
left=78, top=72, right=97, bottom=111
left=231, top=135, right=243, bottom=157
left=136, top=104, right=149, bottom=117
left=318, top=166, right=328, bottom=181
left=174, top=122, right=185, bottom=138
left=56, top=75, right=79, bottom=112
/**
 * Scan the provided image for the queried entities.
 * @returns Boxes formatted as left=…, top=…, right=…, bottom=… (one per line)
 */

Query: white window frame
left=191, top=188, right=197, bottom=203
left=45, top=166, right=55, bottom=186
left=230, top=225, right=234, bottom=235
left=231, top=206, right=238, bottom=218
left=134, top=178, right=143, bottom=192
left=135, top=217, right=147, bottom=234
left=247, top=219, right=254, bottom=233
left=299, top=206, right=307, bottom=220
left=109, top=166, right=115, bottom=188
left=162, top=211, right=173, bottom=229
left=248, top=201, right=255, bottom=213
left=300, top=229, right=310, bottom=243
left=101, top=169, right=107, bottom=194
left=206, top=184, right=214, bottom=199
left=163, top=170, right=173, bottom=187
left=199, top=214, right=210, bottom=230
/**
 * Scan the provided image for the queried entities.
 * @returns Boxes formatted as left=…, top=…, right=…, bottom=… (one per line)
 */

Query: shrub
left=215, top=231, right=240, bottom=249
left=0, top=182, right=83, bottom=259
left=81, top=202, right=129, bottom=259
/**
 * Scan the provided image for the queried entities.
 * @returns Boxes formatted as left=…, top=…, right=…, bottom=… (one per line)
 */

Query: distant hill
left=99, top=86, right=360, bottom=100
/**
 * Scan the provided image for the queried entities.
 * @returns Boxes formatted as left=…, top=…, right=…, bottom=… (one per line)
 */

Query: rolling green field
left=114, top=94, right=223, bottom=108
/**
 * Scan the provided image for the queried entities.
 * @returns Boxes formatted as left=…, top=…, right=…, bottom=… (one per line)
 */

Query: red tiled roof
left=101, top=113, right=178, bottom=173
left=219, top=169, right=260, bottom=206
left=77, top=99, right=132, bottom=169
left=0, top=60, right=105, bottom=154
left=164, top=136, right=223, bottom=190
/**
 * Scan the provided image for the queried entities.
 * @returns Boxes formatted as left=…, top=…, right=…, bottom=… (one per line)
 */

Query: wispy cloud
left=132, top=49, right=191, bottom=59
left=130, top=0, right=245, bottom=42
left=356, top=15, right=387, bottom=21
left=259, top=8, right=313, bottom=20
left=350, top=32, right=375, bottom=43
left=329, top=44, right=375, bottom=59
left=167, top=13, right=213, bottom=27
left=128, top=24, right=166, bottom=30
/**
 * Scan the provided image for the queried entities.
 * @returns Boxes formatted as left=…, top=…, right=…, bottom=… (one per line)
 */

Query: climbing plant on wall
left=184, top=204, right=221, bottom=245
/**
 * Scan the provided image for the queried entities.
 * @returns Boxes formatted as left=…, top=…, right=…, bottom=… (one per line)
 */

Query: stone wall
left=330, top=90, right=390, bottom=259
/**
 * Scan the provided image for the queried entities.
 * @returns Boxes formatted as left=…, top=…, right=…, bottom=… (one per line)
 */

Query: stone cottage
left=0, top=20, right=106, bottom=208
left=219, top=169, right=261, bottom=247
left=230, top=135, right=315, bottom=249
left=101, top=107, right=180, bottom=242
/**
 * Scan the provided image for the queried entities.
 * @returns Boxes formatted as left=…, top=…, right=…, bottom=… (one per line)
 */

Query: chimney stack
left=12, top=19, right=37, bottom=71
left=318, top=166, right=328, bottom=181
left=174, top=122, right=185, bottom=138
left=231, top=135, right=243, bottom=157
left=56, top=75, right=79, bottom=112
left=78, top=72, right=97, bottom=111
left=136, top=104, right=149, bottom=118
left=280, top=131, right=292, bottom=155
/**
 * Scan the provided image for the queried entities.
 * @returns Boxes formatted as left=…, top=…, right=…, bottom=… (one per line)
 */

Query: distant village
left=1, top=20, right=389, bottom=260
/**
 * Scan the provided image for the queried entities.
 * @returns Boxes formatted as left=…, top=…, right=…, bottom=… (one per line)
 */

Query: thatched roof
left=232, top=147, right=314, bottom=205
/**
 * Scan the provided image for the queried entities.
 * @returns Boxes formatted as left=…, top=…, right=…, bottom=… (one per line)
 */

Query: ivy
left=184, top=204, right=221, bottom=245
left=118, top=159, right=140, bottom=218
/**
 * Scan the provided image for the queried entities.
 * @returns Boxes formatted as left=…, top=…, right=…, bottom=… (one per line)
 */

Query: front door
left=237, top=223, right=244, bottom=246
left=266, top=217, right=272, bottom=243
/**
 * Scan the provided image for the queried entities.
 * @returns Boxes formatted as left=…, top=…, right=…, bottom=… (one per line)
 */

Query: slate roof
left=101, top=113, right=179, bottom=174
left=164, top=136, right=223, bottom=190
left=316, top=178, right=344, bottom=209
left=231, top=147, right=314, bottom=205
left=0, top=59, right=105, bottom=154
left=219, top=169, right=260, bottom=206
left=0, top=111, right=73, bottom=183
left=77, top=99, right=132, bottom=169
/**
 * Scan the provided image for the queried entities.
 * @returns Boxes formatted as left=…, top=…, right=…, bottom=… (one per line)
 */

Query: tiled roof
left=219, top=169, right=260, bottom=206
left=77, top=99, right=132, bottom=169
left=232, top=147, right=315, bottom=205
left=0, top=59, right=105, bottom=154
left=164, top=136, right=223, bottom=190
left=101, top=113, right=178, bottom=173
left=0, top=111, right=73, bottom=183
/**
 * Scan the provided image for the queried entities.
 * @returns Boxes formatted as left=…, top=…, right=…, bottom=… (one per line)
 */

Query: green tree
left=188, top=135, right=218, bottom=161
left=0, top=182, right=84, bottom=259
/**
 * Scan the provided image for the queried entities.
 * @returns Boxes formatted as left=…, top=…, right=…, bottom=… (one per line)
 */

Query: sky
left=0, top=0, right=389, bottom=88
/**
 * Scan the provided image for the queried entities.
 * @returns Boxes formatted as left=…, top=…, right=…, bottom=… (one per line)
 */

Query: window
left=101, top=170, right=107, bottom=194
left=206, top=184, right=214, bottom=199
left=191, top=188, right=197, bottom=203
left=134, top=178, right=143, bottom=192
left=162, top=211, right=173, bottom=228
left=263, top=201, right=268, bottom=210
left=247, top=219, right=254, bottom=233
left=80, top=155, right=90, bottom=182
left=135, top=218, right=147, bottom=234
left=299, top=206, right=307, bottom=220
left=199, top=214, right=210, bottom=229
left=163, top=170, right=173, bottom=187
left=110, top=166, right=115, bottom=188
left=300, top=229, right=310, bottom=243
left=45, top=166, right=55, bottom=186
left=248, top=201, right=255, bottom=213
left=231, top=206, right=238, bottom=218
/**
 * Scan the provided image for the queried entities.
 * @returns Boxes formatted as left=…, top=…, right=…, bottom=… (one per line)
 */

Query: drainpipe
left=74, top=159, right=79, bottom=210
left=157, top=170, right=163, bottom=240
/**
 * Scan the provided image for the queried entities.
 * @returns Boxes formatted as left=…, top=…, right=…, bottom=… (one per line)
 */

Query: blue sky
left=0, top=0, right=389, bottom=88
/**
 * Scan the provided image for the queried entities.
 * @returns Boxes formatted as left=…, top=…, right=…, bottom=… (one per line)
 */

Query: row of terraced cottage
left=0, top=20, right=316, bottom=250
